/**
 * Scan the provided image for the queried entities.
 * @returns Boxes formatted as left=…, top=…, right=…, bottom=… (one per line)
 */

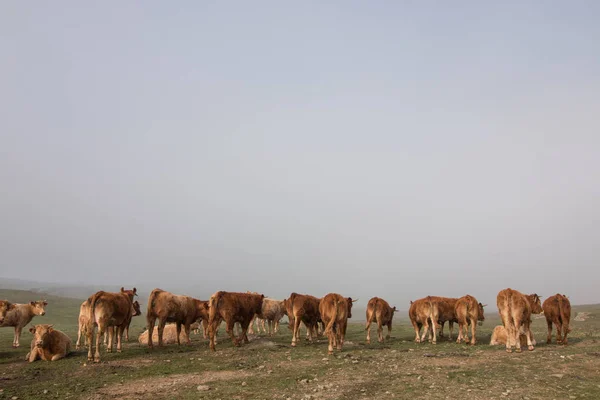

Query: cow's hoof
left=117, top=349, right=122, bottom=353
left=328, top=351, right=333, bottom=355
left=515, top=348, right=522, bottom=353
left=547, top=340, right=552, bottom=344
left=366, top=340, right=370, bottom=344
left=106, top=349, right=112, bottom=353
left=528, top=345, right=534, bottom=351
left=378, top=339, right=383, bottom=344
left=432, top=341, right=437, bottom=344
left=291, top=342, right=296, bottom=347
left=506, top=349, right=512, bottom=353
left=94, top=357, right=101, bottom=363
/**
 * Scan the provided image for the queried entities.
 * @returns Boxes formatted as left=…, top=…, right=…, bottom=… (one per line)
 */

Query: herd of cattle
left=0, top=288, right=572, bottom=363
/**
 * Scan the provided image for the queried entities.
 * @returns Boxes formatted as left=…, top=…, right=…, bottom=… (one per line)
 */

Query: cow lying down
left=490, top=325, right=536, bottom=347
left=26, top=324, right=72, bottom=362
left=138, top=322, right=201, bottom=345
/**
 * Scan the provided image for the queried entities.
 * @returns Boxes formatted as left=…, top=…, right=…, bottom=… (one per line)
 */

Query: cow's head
left=196, top=301, right=209, bottom=317
left=29, top=324, right=54, bottom=348
left=121, top=287, right=138, bottom=301
left=346, top=297, right=358, bottom=319
left=528, top=294, right=543, bottom=314
left=392, top=306, right=398, bottom=313
left=30, top=300, right=48, bottom=316
left=132, top=300, right=142, bottom=317
left=477, top=303, right=486, bottom=325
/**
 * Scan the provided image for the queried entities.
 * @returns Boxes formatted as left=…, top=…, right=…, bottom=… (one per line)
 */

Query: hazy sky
left=1, top=2, right=599, bottom=308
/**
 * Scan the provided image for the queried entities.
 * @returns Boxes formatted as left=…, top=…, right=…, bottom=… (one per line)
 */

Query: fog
left=1, top=2, right=599, bottom=308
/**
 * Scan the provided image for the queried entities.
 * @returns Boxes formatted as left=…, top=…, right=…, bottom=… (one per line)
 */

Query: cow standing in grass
left=365, top=297, right=396, bottom=344
left=86, top=287, right=137, bottom=362
left=208, top=291, right=264, bottom=351
left=146, top=289, right=209, bottom=348
left=496, top=288, right=543, bottom=353
left=0, top=300, right=47, bottom=348
left=408, top=297, right=439, bottom=344
left=319, top=293, right=356, bottom=355
left=543, top=293, right=572, bottom=345
left=284, top=293, right=321, bottom=347
left=454, top=295, right=485, bottom=345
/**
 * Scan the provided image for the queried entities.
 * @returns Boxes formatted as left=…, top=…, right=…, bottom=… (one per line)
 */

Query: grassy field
left=1, top=290, right=599, bottom=400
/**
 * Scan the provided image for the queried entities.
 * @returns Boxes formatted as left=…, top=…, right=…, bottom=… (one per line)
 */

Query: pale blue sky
left=1, top=1, right=599, bottom=306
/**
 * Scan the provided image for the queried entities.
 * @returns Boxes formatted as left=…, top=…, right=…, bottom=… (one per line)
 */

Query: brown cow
left=257, top=298, right=287, bottom=336
left=86, top=287, right=137, bottom=362
left=0, top=300, right=15, bottom=326
left=365, top=297, right=396, bottom=344
left=319, top=293, right=356, bottom=355
left=543, top=294, right=571, bottom=345
left=284, top=293, right=321, bottom=347
left=490, top=325, right=536, bottom=347
left=408, top=297, right=439, bottom=344
left=429, top=297, right=459, bottom=341
left=0, top=300, right=47, bottom=347
left=77, top=299, right=140, bottom=350
left=496, top=288, right=543, bottom=353
left=454, top=295, right=485, bottom=345
left=146, top=288, right=209, bottom=348
left=26, top=324, right=71, bottom=362
left=208, top=291, right=264, bottom=351
left=105, top=299, right=142, bottom=346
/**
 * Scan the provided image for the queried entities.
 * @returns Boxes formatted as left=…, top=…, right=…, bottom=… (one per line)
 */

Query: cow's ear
left=43, top=301, right=48, bottom=306
left=29, top=326, right=36, bottom=334
left=48, top=325, right=54, bottom=332
left=121, top=287, right=125, bottom=293
left=261, top=294, right=265, bottom=299
left=133, top=288, right=137, bottom=295
left=203, top=302, right=209, bottom=309
left=30, top=301, right=36, bottom=306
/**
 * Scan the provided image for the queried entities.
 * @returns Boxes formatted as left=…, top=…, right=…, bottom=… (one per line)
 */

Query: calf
left=496, top=288, right=543, bottom=353
left=26, top=324, right=71, bottom=362
left=0, top=300, right=47, bottom=347
left=86, top=287, right=137, bottom=362
left=543, top=294, right=571, bottom=345
left=365, top=297, right=396, bottom=344
left=208, top=291, right=264, bottom=351
left=146, top=288, right=209, bottom=348
left=105, top=299, right=143, bottom=346
left=139, top=323, right=190, bottom=345
left=490, top=325, right=536, bottom=347
left=408, top=297, right=439, bottom=344
left=430, top=297, right=459, bottom=340
left=258, top=298, right=287, bottom=336
left=319, top=293, right=356, bottom=355
left=78, top=299, right=141, bottom=350
left=454, top=295, right=485, bottom=345
left=284, top=293, right=321, bottom=347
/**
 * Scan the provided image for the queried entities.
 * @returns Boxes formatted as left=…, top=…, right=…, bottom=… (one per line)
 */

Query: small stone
left=166, top=360, right=171, bottom=363
left=241, top=382, right=247, bottom=386
left=501, top=393, right=508, bottom=396
left=300, top=379, right=309, bottom=384
left=197, top=385, right=210, bottom=391
left=551, top=374, right=564, bottom=379
left=43, top=390, right=49, bottom=394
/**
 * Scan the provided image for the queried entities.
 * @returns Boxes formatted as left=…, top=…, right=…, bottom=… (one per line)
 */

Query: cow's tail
left=365, top=298, right=377, bottom=330
left=87, top=291, right=104, bottom=333
left=146, top=288, right=162, bottom=320
left=557, top=294, right=570, bottom=332
left=325, top=298, right=339, bottom=335
left=427, top=296, right=439, bottom=328
left=208, top=291, right=223, bottom=327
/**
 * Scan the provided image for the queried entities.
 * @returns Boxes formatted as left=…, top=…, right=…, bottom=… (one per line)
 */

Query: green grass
left=1, top=289, right=599, bottom=399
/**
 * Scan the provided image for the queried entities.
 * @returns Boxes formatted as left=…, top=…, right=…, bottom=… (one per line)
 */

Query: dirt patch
left=575, top=312, right=591, bottom=322
left=86, top=370, right=252, bottom=399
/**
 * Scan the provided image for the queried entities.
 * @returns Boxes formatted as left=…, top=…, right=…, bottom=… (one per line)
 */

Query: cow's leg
left=469, top=317, right=477, bottom=345
left=523, top=320, right=535, bottom=351
left=546, top=319, right=553, bottom=344
left=176, top=323, right=182, bottom=345
left=439, top=321, right=445, bottom=338
left=337, top=323, right=344, bottom=351
left=209, top=323, right=217, bottom=351
left=291, top=316, right=301, bottom=347
left=225, top=320, right=239, bottom=346
left=202, top=319, right=209, bottom=339
left=377, top=320, right=384, bottom=343
left=248, top=315, right=255, bottom=335
left=456, top=322, right=463, bottom=343
left=365, top=317, right=372, bottom=344
left=387, top=321, right=392, bottom=340
left=411, top=320, right=421, bottom=343
left=513, top=319, right=523, bottom=353
left=14, top=326, right=23, bottom=347
left=241, top=320, right=251, bottom=344
left=87, top=325, right=95, bottom=361
left=76, top=324, right=83, bottom=350
left=448, top=321, right=454, bottom=341
left=184, top=323, right=192, bottom=344
left=555, top=319, right=563, bottom=344
left=147, top=316, right=156, bottom=348
left=28, top=347, right=39, bottom=362
left=116, top=326, right=123, bottom=353
left=157, top=319, right=166, bottom=347
left=125, top=324, right=130, bottom=341
left=94, top=323, right=104, bottom=362
left=106, top=326, right=114, bottom=353
left=275, top=320, right=280, bottom=334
